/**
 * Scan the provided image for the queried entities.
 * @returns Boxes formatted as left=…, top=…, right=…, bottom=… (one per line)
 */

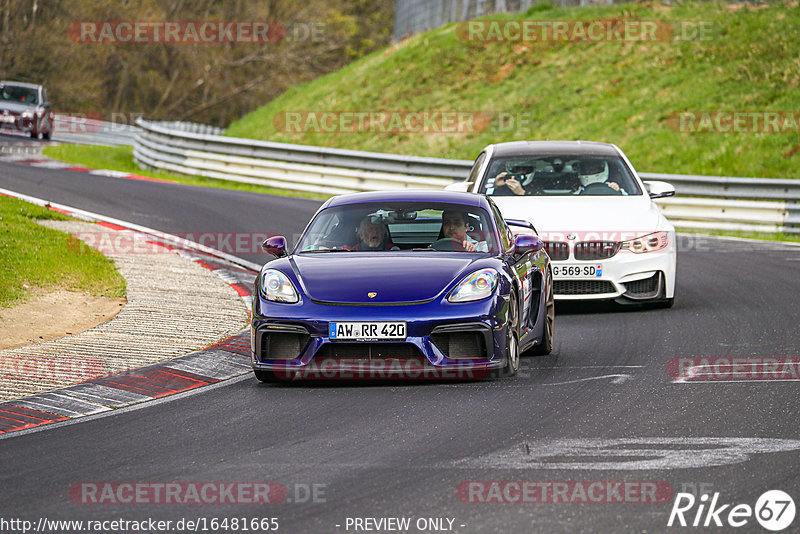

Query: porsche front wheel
left=493, top=293, right=519, bottom=378
left=530, top=270, right=554, bottom=356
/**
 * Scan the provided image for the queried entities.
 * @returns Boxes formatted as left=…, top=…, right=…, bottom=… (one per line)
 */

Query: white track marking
left=455, top=437, right=800, bottom=470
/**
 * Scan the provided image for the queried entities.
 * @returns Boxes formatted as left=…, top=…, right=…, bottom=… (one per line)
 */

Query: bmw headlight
left=621, top=232, right=669, bottom=254
left=260, top=269, right=299, bottom=303
left=449, top=268, right=498, bottom=303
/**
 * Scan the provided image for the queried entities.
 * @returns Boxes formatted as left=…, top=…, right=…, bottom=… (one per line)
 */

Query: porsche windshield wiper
left=301, top=248, right=351, bottom=253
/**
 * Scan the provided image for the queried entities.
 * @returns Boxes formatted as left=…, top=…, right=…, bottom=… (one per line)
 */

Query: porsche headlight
left=621, top=232, right=669, bottom=253
left=260, top=269, right=299, bottom=303
left=449, top=268, right=498, bottom=303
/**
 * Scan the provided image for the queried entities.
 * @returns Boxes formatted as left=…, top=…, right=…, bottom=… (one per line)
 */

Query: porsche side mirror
left=515, top=234, right=543, bottom=255
left=643, top=180, right=675, bottom=199
left=261, top=235, right=287, bottom=257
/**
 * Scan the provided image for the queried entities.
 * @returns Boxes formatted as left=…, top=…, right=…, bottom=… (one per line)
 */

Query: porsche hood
left=286, top=253, right=478, bottom=304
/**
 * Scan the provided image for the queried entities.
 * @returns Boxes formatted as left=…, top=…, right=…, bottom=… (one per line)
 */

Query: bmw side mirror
left=262, top=235, right=287, bottom=257
left=515, top=234, right=543, bottom=255
left=643, top=180, right=675, bottom=199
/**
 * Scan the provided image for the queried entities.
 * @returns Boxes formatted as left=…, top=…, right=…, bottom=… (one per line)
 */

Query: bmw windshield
left=480, top=155, right=642, bottom=196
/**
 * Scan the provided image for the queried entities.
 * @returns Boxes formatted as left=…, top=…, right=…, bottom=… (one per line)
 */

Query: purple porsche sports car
left=251, top=190, right=554, bottom=382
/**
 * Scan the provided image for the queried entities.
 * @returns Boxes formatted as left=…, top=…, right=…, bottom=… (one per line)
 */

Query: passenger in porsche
left=348, top=216, right=397, bottom=251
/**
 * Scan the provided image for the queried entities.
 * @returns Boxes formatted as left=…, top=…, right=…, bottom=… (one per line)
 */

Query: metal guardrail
left=52, top=114, right=138, bottom=146
left=133, top=118, right=800, bottom=234
left=135, top=119, right=470, bottom=179
left=143, top=120, right=224, bottom=136
left=641, top=173, right=800, bottom=234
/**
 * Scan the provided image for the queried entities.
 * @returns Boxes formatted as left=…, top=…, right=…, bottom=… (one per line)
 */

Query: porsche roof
left=323, top=190, right=489, bottom=208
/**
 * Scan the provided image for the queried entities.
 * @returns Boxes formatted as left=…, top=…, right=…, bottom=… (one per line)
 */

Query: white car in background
left=448, top=141, right=677, bottom=307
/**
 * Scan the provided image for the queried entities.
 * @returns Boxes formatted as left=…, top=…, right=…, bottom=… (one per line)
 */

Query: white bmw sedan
left=449, top=141, right=676, bottom=307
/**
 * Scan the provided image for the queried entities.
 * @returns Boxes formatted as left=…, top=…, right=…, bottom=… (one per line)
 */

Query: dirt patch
left=0, top=289, right=126, bottom=350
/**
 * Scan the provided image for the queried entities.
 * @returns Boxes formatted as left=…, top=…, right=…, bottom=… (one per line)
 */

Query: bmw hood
left=492, top=196, right=666, bottom=236
left=288, top=253, right=477, bottom=304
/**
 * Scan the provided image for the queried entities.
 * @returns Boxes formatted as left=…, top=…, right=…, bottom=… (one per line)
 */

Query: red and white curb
left=0, top=188, right=261, bottom=437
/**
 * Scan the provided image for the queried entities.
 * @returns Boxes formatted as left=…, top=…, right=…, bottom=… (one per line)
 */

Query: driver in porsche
left=441, top=210, right=488, bottom=252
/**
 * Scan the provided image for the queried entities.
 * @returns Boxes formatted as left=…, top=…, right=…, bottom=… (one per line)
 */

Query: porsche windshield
left=480, top=155, right=642, bottom=196
left=295, top=202, right=499, bottom=253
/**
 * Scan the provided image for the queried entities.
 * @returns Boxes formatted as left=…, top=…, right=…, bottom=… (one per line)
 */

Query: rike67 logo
left=668, top=490, right=795, bottom=531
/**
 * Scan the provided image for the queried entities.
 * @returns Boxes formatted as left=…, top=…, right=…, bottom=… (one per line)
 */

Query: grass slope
left=0, top=196, right=126, bottom=306
left=226, top=1, right=800, bottom=178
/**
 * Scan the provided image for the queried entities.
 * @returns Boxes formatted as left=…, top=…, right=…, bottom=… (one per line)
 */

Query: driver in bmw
left=576, top=159, right=622, bottom=194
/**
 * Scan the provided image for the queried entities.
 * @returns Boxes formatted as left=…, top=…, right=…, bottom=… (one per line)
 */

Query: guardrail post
left=785, top=201, right=800, bottom=233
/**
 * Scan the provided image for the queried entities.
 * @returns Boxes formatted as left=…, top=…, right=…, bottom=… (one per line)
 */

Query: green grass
left=42, top=145, right=328, bottom=200
left=0, top=196, right=126, bottom=307
left=225, top=1, right=800, bottom=179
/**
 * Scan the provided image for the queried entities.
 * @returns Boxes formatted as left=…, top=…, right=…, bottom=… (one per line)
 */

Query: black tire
left=493, top=293, right=519, bottom=378
left=253, top=369, right=283, bottom=383
left=530, top=269, right=554, bottom=356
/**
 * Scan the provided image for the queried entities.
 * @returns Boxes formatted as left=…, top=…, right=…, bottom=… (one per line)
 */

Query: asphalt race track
left=1, top=150, right=800, bottom=533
